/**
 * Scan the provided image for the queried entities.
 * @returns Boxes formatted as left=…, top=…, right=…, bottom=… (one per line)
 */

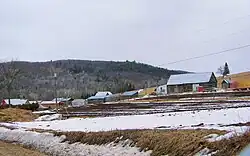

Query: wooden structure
left=167, top=72, right=217, bottom=94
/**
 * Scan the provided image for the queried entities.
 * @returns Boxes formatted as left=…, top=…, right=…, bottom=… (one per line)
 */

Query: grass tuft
left=54, top=129, right=224, bottom=156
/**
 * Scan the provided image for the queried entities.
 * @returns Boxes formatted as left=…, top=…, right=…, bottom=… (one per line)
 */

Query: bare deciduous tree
left=217, top=66, right=224, bottom=76
left=0, top=61, right=21, bottom=106
left=217, top=62, right=230, bottom=77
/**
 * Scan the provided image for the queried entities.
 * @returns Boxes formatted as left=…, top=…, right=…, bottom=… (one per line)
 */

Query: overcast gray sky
left=1, top=0, right=250, bottom=73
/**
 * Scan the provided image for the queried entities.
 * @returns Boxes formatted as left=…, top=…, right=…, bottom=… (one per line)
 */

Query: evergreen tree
left=223, top=62, right=230, bottom=76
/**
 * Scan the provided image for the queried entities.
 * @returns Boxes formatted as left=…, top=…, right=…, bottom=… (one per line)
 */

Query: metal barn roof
left=122, top=90, right=139, bottom=96
left=167, top=72, right=214, bottom=85
left=95, top=91, right=112, bottom=97
left=87, top=92, right=112, bottom=100
left=87, top=96, right=107, bottom=100
left=3, top=99, right=28, bottom=106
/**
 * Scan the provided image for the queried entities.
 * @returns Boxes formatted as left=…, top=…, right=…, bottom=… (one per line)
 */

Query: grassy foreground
left=0, top=141, right=46, bottom=156
left=0, top=108, right=37, bottom=122
left=53, top=129, right=250, bottom=156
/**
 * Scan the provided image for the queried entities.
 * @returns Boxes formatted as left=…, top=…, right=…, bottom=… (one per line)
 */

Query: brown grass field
left=217, top=71, right=250, bottom=89
left=0, top=108, right=38, bottom=122
left=53, top=129, right=250, bottom=156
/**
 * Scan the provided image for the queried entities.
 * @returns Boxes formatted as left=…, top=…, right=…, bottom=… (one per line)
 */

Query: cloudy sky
left=1, top=0, right=250, bottom=73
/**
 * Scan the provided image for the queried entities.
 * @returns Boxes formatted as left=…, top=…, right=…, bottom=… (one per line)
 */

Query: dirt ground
left=0, top=141, right=46, bottom=156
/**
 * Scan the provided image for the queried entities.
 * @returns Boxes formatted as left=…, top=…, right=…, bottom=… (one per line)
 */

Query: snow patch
left=33, top=110, right=56, bottom=114
left=5, top=107, right=250, bottom=132
left=35, top=114, right=62, bottom=121
left=205, top=127, right=249, bottom=142
left=0, top=127, right=151, bottom=156
left=195, top=148, right=217, bottom=156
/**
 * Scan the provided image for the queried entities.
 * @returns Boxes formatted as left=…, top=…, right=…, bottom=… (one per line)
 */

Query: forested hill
left=0, top=60, right=187, bottom=100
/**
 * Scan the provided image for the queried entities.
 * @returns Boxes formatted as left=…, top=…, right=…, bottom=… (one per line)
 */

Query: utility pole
left=54, top=73, right=58, bottom=111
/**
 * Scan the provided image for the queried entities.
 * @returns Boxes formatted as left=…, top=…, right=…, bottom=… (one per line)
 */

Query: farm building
left=87, top=91, right=112, bottom=103
left=121, top=90, right=141, bottom=100
left=40, top=98, right=72, bottom=109
left=1, top=99, right=29, bottom=106
left=167, top=72, right=217, bottom=94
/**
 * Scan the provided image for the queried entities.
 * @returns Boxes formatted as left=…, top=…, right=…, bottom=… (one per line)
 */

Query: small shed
left=167, top=72, right=217, bottom=94
left=87, top=91, right=112, bottom=104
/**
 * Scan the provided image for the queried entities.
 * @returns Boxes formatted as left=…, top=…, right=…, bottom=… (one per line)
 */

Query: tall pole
left=54, top=73, right=58, bottom=111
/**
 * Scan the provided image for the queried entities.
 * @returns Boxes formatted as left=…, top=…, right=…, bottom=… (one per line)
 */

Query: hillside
left=0, top=60, right=186, bottom=100
left=217, top=71, right=250, bottom=89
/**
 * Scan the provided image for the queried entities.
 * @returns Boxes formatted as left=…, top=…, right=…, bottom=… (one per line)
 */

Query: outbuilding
left=87, top=91, right=112, bottom=104
left=167, top=72, right=217, bottom=94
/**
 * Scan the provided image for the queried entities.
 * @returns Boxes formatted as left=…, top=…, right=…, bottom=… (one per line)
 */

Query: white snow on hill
left=2, top=107, right=250, bottom=132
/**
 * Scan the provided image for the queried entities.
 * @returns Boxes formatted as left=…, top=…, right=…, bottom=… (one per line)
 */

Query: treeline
left=0, top=60, right=186, bottom=100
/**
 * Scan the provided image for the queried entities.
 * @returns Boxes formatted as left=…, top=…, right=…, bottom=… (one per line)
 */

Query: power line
left=158, top=44, right=250, bottom=67
left=194, top=14, right=250, bottom=34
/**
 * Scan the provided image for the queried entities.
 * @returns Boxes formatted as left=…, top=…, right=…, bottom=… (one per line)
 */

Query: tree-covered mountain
left=0, top=60, right=187, bottom=100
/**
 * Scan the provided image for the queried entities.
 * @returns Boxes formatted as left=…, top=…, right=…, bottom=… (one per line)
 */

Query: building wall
left=167, top=82, right=217, bottom=94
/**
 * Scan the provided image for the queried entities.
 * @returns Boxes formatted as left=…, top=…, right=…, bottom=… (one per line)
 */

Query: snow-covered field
left=2, top=107, right=250, bottom=132
left=0, top=127, right=151, bottom=156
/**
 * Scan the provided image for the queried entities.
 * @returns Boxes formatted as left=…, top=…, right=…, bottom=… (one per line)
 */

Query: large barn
left=167, top=72, right=217, bottom=94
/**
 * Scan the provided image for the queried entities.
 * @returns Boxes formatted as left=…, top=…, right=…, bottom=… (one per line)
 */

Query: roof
left=52, top=98, right=72, bottom=102
left=29, top=101, right=39, bottom=104
left=87, top=96, right=106, bottom=100
left=222, top=79, right=231, bottom=84
left=41, top=101, right=56, bottom=105
left=95, top=91, right=112, bottom=96
left=3, top=99, right=28, bottom=106
left=87, top=91, right=112, bottom=100
left=122, top=90, right=139, bottom=96
left=167, top=72, right=214, bottom=85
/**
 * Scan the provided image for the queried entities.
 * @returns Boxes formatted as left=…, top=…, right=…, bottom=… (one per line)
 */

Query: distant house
left=167, top=72, right=217, bottom=94
left=87, top=91, right=112, bottom=104
left=1, top=99, right=29, bottom=106
left=105, top=93, right=122, bottom=102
